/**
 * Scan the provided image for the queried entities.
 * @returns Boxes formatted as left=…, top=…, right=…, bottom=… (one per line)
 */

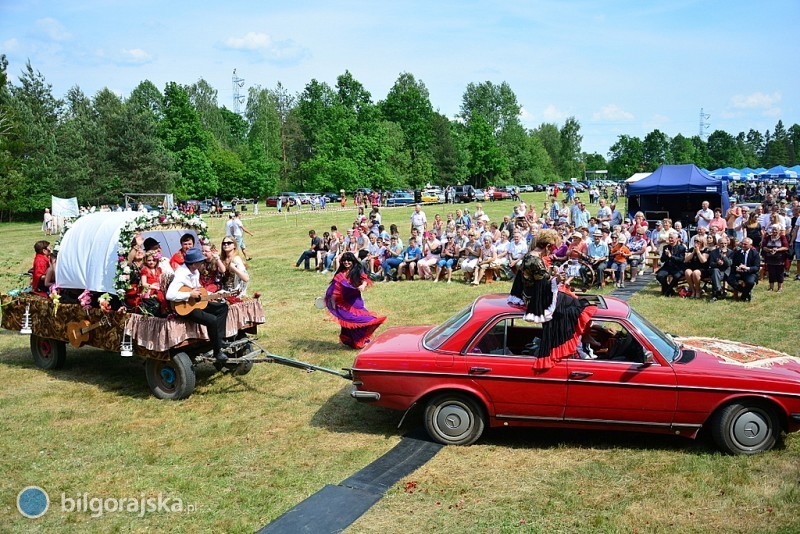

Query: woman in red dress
left=325, top=252, right=386, bottom=349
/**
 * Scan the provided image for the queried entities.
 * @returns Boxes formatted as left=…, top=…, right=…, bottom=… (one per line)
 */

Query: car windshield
left=627, top=309, right=680, bottom=362
left=423, top=304, right=473, bottom=350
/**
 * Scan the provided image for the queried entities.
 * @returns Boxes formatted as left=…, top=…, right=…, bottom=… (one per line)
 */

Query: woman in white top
left=220, top=238, right=250, bottom=295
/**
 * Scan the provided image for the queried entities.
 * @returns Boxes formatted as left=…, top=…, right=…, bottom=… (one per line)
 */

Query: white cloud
left=34, top=17, right=72, bottom=41
left=730, top=91, right=781, bottom=109
left=120, top=48, right=153, bottom=64
left=643, top=114, right=670, bottom=131
left=542, top=104, right=568, bottom=122
left=519, top=106, right=534, bottom=122
left=592, top=104, right=634, bottom=121
left=2, top=38, right=20, bottom=52
left=224, top=32, right=272, bottom=50
left=220, top=32, right=309, bottom=64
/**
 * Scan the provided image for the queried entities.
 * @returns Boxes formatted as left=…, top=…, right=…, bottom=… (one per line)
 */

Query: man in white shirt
left=695, top=201, right=713, bottom=230
left=410, top=204, right=427, bottom=234
left=231, top=212, right=254, bottom=260
left=166, top=248, right=230, bottom=361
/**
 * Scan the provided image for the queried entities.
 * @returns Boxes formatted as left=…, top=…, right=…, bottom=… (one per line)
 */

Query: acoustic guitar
left=66, top=319, right=104, bottom=348
left=171, top=286, right=237, bottom=316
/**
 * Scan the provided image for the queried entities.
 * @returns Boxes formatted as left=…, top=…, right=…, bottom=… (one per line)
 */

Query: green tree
left=380, top=72, right=434, bottom=181
left=532, top=123, right=562, bottom=178
left=560, top=117, right=583, bottom=178
left=642, top=129, right=671, bottom=170
left=466, top=114, right=505, bottom=188
left=430, top=112, right=468, bottom=185
left=669, top=133, right=696, bottom=164
left=607, top=135, right=644, bottom=178
left=583, top=152, right=607, bottom=172
left=706, top=130, right=745, bottom=169
left=763, top=120, right=790, bottom=166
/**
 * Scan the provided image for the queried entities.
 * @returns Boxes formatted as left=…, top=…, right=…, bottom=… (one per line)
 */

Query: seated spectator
left=608, top=233, right=631, bottom=288
left=626, top=227, right=648, bottom=282
left=708, top=235, right=733, bottom=301
left=31, top=240, right=51, bottom=296
left=730, top=237, right=760, bottom=301
left=295, top=230, right=323, bottom=270
left=434, top=234, right=460, bottom=283
left=220, top=239, right=249, bottom=295
left=380, top=236, right=404, bottom=282
left=144, top=237, right=174, bottom=275
left=684, top=234, right=711, bottom=298
left=587, top=230, right=609, bottom=287
left=417, top=232, right=442, bottom=280
left=656, top=231, right=687, bottom=297
left=460, top=231, right=481, bottom=284
left=397, top=237, right=423, bottom=281
left=473, top=235, right=497, bottom=286
left=508, top=231, right=529, bottom=274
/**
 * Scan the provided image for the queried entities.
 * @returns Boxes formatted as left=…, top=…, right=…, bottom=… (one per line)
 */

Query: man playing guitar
left=166, top=247, right=230, bottom=361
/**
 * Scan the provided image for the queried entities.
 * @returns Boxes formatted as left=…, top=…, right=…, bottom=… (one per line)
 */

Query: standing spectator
left=725, top=199, right=741, bottom=237
left=31, top=240, right=51, bottom=296
left=610, top=203, right=623, bottom=227
left=792, top=205, right=800, bottom=280
left=596, top=199, right=612, bottom=224
left=695, top=200, right=713, bottom=230
left=42, top=208, right=54, bottom=235
left=410, top=204, right=427, bottom=234
left=762, top=224, right=789, bottom=292
left=231, top=213, right=254, bottom=260
left=548, top=197, right=561, bottom=221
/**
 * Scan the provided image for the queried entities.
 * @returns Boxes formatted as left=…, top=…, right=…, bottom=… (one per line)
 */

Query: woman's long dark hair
left=337, top=251, right=365, bottom=287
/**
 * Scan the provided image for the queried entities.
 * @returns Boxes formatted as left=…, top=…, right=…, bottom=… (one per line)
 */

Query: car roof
left=468, top=292, right=625, bottom=322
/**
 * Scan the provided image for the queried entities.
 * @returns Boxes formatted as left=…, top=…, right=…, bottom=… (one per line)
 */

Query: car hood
left=358, top=325, right=431, bottom=356
left=676, top=336, right=800, bottom=379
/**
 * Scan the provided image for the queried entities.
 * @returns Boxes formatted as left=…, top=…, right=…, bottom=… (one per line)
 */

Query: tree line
left=1, top=53, right=797, bottom=219
left=607, top=123, right=800, bottom=178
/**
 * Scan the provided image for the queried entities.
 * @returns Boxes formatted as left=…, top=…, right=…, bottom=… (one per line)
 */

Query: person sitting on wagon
left=31, top=240, right=52, bottom=296
left=170, top=233, right=196, bottom=270
left=143, top=237, right=174, bottom=275
left=166, top=248, right=230, bottom=362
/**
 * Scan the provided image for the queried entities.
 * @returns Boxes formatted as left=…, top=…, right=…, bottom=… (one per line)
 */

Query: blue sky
left=1, top=0, right=797, bottom=155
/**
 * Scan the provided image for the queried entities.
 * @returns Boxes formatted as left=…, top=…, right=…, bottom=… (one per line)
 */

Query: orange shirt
left=610, top=243, right=631, bottom=263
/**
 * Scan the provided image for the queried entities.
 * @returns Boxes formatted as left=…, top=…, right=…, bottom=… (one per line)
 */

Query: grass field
left=1, top=194, right=799, bottom=533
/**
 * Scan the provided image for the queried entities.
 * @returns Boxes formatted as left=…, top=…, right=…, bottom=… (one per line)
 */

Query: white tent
left=625, top=172, right=652, bottom=183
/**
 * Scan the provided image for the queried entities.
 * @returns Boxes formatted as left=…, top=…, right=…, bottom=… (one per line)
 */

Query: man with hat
left=587, top=230, right=609, bottom=287
left=166, top=248, right=230, bottom=361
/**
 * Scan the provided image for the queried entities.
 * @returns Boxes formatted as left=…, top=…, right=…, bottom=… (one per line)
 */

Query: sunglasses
left=222, top=242, right=234, bottom=245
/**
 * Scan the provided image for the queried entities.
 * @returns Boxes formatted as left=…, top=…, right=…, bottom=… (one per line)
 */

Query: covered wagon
left=1, top=211, right=266, bottom=399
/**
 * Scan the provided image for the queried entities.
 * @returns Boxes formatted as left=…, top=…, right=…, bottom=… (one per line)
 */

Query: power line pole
left=699, top=107, right=710, bottom=139
left=232, top=69, right=245, bottom=116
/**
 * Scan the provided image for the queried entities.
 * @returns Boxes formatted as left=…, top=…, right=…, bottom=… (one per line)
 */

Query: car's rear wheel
left=424, top=393, right=485, bottom=445
left=710, top=401, right=780, bottom=454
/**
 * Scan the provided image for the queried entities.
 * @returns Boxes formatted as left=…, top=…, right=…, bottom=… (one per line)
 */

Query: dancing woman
left=508, top=229, right=597, bottom=370
left=325, top=252, right=386, bottom=349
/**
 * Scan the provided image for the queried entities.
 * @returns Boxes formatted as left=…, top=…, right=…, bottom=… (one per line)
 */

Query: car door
left=565, top=319, right=677, bottom=427
left=465, top=316, right=568, bottom=421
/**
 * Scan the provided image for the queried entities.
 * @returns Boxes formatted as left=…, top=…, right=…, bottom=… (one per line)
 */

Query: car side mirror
left=638, top=351, right=656, bottom=368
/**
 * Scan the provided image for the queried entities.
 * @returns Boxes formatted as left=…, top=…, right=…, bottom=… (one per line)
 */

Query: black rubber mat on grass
left=258, top=428, right=442, bottom=533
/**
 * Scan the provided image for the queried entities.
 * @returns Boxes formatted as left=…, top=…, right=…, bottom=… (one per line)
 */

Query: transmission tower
left=232, top=68, right=245, bottom=116
left=699, top=107, right=710, bottom=139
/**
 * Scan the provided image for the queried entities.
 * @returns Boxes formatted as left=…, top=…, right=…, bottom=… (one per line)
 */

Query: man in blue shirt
left=397, top=237, right=423, bottom=281
left=587, top=230, right=609, bottom=287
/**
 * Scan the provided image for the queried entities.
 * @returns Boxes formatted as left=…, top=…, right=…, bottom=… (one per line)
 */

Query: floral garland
left=54, top=210, right=209, bottom=297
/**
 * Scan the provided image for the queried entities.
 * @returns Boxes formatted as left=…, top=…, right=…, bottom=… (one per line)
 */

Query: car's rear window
left=423, top=305, right=473, bottom=350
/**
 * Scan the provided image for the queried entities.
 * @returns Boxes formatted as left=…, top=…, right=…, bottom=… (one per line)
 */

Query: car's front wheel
left=424, top=393, right=485, bottom=445
left=710, top=401, right=780, bottom=454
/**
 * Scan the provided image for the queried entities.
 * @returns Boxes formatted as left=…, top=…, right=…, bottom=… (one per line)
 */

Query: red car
left=491, top=189, right=511, bottom=200
left=350, top=294, right=800, bottom=454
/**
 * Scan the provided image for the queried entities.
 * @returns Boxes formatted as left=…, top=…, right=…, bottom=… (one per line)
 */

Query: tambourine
left=314, top=297, right=326, bottom=309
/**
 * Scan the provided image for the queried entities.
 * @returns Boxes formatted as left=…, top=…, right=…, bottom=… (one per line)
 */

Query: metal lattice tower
left=699, top=107, right=710, bottom=139
left=232, top=69, right=245, bottom=116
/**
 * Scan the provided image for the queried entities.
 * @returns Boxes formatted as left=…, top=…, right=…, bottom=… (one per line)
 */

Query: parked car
left=386, top=191, right=415, bottom=207
left=491, top=188, right=512, bottom=200
left=451, top=185, right=475, bottom=203
left=421, top=190, right=442, bottom=203
left=350, top=293, right=800, bottom=454
left=474, top=189, right=486, bottom=201
left=321, top=192, right=342, bottom=203
left=520, top=185, right=534, bottom=193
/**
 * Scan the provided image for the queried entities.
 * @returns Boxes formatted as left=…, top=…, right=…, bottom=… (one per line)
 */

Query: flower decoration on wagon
left=54, top=210, right=209, bottom=298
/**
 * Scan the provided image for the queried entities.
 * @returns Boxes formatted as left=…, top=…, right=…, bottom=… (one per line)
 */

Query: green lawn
left=1, top=195, right=798, bottom=533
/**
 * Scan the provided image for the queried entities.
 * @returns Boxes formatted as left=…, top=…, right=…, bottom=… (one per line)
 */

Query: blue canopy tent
left=759, top=165, right=797, bottom=179
left=709, top=167, right=742, bottom=180
left=626, top=164, right=730, bottom=228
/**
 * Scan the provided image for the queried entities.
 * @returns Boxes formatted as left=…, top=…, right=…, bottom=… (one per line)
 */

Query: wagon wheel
left=30, top=335, right=67, bottom=370
left=569, top=260, right=596, bottom=292
left=145, top=352, right=196, bottom=400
